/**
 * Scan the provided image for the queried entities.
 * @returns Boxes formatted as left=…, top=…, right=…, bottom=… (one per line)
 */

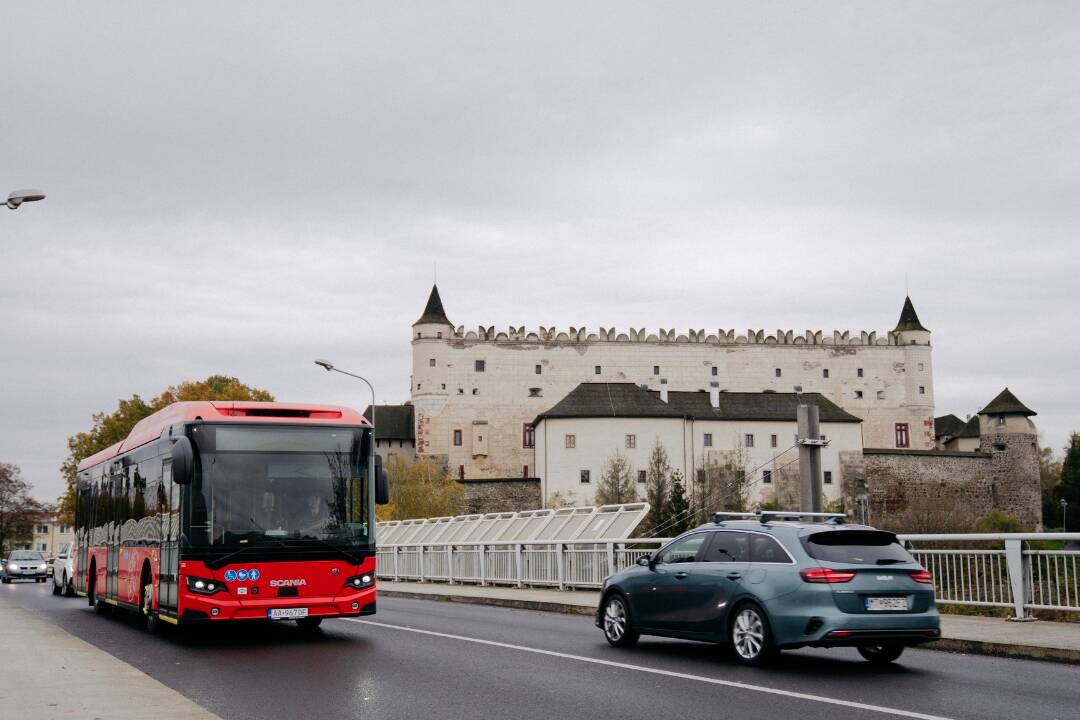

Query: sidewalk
left=0, top=597, right=221, bottom=720
left=377, top=581, right=1080, bottom=664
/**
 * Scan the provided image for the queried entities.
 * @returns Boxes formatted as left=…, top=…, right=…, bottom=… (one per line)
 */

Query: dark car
left=597, top=512, right=940, bottom=665
left=2, top=550, right=49, bottom=583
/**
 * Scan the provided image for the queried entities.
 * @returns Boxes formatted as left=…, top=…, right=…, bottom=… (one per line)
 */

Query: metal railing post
left=556, top=542, right=565, bottom=591
left=606, top=542, right=616, bottom=578
left=393, top=546, right=400, bottom=581
left=515, top=543, right=524, bottom=588
left=447, top=545, right=454, bottom=584
left=479, top=543, right=487, bottom=587
left=418, top=544, right=426, bottom=583
left=1004, top=538, right=1030, bottom=620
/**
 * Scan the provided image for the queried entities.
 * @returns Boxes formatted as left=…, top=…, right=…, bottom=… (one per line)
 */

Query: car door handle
left=673, top=572, right=689, bottom=580
left=726, top=572, right=742, bottom=580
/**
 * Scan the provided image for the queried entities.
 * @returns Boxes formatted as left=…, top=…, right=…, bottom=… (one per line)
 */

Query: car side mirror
left=171, top=436, right=194, bottom=485
left=374, top=454, right=390, bottom=505
left=636, top=556, right=652, bottom=567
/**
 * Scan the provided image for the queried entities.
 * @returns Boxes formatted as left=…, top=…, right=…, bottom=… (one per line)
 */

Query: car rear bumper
left=802, top=627, right=941, bottom=648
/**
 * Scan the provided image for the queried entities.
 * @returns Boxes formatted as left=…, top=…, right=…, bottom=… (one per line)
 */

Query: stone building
left=533, top=383, right=862, bottom=507
left=409, top=285, right=934, bottom=484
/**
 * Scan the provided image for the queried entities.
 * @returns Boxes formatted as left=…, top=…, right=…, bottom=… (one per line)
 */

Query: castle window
left=523, top=465, right=530, bottom=478
left=453, top=429, right=463, bottom=446
left=625, top=434, right=636, bottom=449
left=437, top=332, right=442, bottom=339
left=895, top=423, right=910, bottom=448
left=441, top=383, right=446, bottom=390
left=997, top=416, right=1006, bottom=425
left=416, top=332, right=421, bottom=339
left=653, top=366, right=660, bottom=376
left=529, top=387, right=542, bottom=397
left=877, top=390, right=885, bottom=400
left=637, top=470, right=647, bottom=483
left=595, top=365, right=602, bottom=375
left=457, top=388, right=464, bottom=395
left=823, top=368, right=829, bottom=379
left=580, top=469, right=591, bottom=484
left=855, top=391, right=864, bottom=399
left=472, top=388, right=479, bottom=395
left=918, top=363, right=924, bottom=372
left=535, top=364, right=542, bottom=375
left=458, top=465, right=465, bottom=480
left=416, top=383, right=421, bottom=390
left=994, top=443, right=1006, bottom=451
left=763, top=470, right=772, bottom=484
left=824, top=471, right=833, bottom=485
left=475, top=360, right=485, bottom=372
left=775, top=368, right=782, bottom=378
left=745, top=434, right=755, bottom=448
left=771, top=434, right=778, bottom=448
left=857, top=368, right=864, bottom=378
left=429, top=358, right=436, bottom=367
left=919, top=386, right=925, bottom=395
left=711, top=366, right=718, bottom=376
left=522, top=424, right=535, bottom=449
left=703, top=433, right=713, bottom=447
left=565, top=434, right=576, bottom=449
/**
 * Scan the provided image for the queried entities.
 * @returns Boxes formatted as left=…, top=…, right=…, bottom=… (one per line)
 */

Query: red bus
left=73, top=401, right=388, bottom=632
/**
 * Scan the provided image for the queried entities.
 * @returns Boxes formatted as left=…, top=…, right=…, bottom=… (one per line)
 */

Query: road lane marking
left=344, top=619, right=954, bottom=720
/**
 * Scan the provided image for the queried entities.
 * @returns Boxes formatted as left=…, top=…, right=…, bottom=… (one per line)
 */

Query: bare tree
left=595, top=451, right=637, bottom=505
left=0, top=463, right=43, bottom=555
left=692, top=441, right=750, bottom=523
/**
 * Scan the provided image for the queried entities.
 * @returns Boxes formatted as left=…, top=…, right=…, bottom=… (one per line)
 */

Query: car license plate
left=268, top=607, right=309, bottom=620
left=866, top=596, right=908, bottom=611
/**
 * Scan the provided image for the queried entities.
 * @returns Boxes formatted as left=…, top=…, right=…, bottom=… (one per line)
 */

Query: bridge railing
left=376, top=533, right=1080, bottom=619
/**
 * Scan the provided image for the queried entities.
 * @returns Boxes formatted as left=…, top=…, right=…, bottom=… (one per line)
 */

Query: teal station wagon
left=597, top=512, right=940, bottom=665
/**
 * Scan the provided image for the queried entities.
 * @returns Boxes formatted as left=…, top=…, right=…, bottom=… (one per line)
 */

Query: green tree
left=1039, top=440, right=1063, bottom=528
left=60, top=375, right=274, bottom=521
left=378, top=456, right=464, bottom=521
left=1059, top=433, right=1080, bottom=532
left=667, top=470, right=690, bottom=536
left=0, top=463, right=44, bottom=556
left=644, top=439, right=672, bottom=534
left=595, top=451, right=637, bottom=505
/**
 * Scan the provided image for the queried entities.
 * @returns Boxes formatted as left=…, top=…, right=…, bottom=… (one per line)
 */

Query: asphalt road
left=3, top=581, right=1077, bottom=720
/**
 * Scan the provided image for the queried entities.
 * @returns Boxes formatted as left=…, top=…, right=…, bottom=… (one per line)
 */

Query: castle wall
left=460, top=478, right=541, bottom=514
left=862, top=449, right=995, bottom=525
left=412, top=323, right=933, bottom=481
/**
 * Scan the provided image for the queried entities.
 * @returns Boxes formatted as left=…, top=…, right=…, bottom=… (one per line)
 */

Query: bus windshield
left=186, top=424, right=372, bottom=550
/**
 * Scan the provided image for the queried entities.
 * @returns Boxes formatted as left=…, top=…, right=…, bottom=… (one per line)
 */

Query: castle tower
left=893, top=296, right=934, bottom=448
left=978, top=388, right=1041, bottom=527
left=411, top=285, right=453, bottom=460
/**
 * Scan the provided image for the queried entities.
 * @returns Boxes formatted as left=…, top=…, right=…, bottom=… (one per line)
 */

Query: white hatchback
left=51, top=543, right=76, bottom=597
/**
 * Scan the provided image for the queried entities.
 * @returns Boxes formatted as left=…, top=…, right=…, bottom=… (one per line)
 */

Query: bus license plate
left=268, top=608, right=309, bottom=620
left=866, top=597, right=907, bottom=611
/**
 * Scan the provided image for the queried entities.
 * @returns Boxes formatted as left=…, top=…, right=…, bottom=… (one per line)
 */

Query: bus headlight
left=185, top=576, right=228, bottom=595
left=344, top=574, right=375, bottom=590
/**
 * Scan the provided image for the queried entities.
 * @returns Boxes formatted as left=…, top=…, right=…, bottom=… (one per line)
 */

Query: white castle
left=406, top=285, right=935, bottom=495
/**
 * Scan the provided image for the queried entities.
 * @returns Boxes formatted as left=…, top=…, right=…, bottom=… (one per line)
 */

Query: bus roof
left=76, top=401, right=370, bottom=472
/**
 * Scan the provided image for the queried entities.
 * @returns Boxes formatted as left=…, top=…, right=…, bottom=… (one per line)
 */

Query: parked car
left=1, top=550, right=49, bottom=583
left=51, top=543, right=76, bottom=597
left=597, top=512, right=940, bottom=665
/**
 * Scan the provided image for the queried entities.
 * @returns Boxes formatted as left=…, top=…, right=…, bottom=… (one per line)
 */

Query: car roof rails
left=712, top=512, right=758, bottom=524
left=757, top=510, right=849, bottom=524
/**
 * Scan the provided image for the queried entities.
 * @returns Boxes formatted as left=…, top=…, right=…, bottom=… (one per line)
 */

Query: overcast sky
left=2, top=2, right=1078, bottom=503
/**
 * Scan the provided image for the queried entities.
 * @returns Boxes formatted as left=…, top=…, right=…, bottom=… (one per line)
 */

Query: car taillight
left=909, top=569, right=933, bottom=584
left=800, top=567, right=856, bottom=583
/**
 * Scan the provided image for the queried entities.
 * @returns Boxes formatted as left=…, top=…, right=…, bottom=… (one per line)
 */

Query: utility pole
left=795, top=386, right=827, bottom=513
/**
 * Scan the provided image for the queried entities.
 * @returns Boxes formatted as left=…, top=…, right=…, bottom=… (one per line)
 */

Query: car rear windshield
left=801, top=530, right=914, bottom=565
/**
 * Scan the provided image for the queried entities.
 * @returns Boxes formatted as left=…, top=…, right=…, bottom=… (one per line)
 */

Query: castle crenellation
left=448, top=325, right=912, bottom=347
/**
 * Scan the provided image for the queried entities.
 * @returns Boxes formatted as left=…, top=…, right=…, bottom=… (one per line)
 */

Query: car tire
left=601, top=593, right=639, bottom=648
left=857, top=644, right=905, bottom=664
left=52, top=579, right=61, bottom=595
left=729, top=603, right=775, bottom=666
left=296, top=618, right=323, bottom=631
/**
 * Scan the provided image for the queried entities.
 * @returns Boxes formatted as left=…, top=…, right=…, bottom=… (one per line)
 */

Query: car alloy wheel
left=731, top=606, right=770, bottom=664
left=602, top=594, right=639, bottom=648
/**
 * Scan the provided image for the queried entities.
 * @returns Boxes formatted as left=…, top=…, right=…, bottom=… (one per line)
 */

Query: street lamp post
left=6, top=189, right=46, bottom=210
left=1062, top=499, right=1068, bottom=533
left=314, top=359, right=376, bottom=430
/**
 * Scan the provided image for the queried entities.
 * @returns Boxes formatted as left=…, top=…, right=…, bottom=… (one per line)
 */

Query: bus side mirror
left=374, top=454, right=390, bottom=505
left=171, top=437, right=194, bottom=485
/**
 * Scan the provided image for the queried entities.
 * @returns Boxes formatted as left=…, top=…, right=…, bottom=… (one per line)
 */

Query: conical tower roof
left=413, top=284, right=452, bottom=326
left=978, top=388, right=1036, bottom=417
left=894, top=295, right=929, bottom=332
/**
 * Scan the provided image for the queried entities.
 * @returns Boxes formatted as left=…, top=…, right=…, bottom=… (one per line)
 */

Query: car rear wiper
left=875, top=558, right=907, bottom=565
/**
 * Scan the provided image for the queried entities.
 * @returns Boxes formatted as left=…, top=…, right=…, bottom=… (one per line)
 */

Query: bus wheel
left=142, top=583, right=158, bottom=634
left=296, top=617, right=323, bottom=632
